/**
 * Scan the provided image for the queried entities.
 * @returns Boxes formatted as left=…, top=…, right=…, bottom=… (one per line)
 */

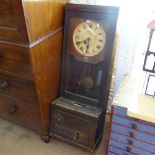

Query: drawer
left=0, top=43, right=33, bottom=80
left=111, top=131, right=155, bottom=153
left=111, top=123, right=155, bottom=145
left=0, top=73, right=37, bottom=105
left=51, top=109, right=93, bottom=148
left=0, top=94, right=42, bottom=134
left=0, top=0, right=16, bottom=28
left=108, top=145, right=134, bottom=155
left=112, top=114, right=155, bottom=135
left=109, top=138, right=152, bottom=155
left=113, top=106, right=127, bottom=116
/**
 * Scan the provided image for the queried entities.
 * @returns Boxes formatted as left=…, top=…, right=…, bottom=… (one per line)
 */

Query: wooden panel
left=0, top=94, right=42, bottom=134
left=51, top=108, right=92, bottom=148
left=23, top=0, right=68, bottom=42
left=0, top=73, right=37, bottom=105
left=0, top=0, right=16, bottom=28
left=0, top=42, right=33, bottom=80
left=0, top=0, right=29, bottom=42
left=50, top=98, right=104, bottom=151
left=30, top=29, right=63, bottom=135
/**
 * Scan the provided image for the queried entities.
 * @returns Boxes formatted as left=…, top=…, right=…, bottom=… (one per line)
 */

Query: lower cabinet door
left=51, top=109, right=93, bottom=148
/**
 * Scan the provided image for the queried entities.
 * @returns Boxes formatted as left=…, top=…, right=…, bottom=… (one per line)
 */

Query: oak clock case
left=60, top=7, right=118, bottom=108
left=50, top=4, right=119, bottom=152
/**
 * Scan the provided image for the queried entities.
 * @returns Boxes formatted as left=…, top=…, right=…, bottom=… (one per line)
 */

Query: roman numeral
left=76, top=42, right=80, bottom=46
left=88, top=23, right=92, bottom=28
left=82, top=24, right=86, bottom=29
left=80, top=46, right=84, bottom=51
left=96, top=45, right=101, bottom=49
left=75, top=36, right=80, bottom=39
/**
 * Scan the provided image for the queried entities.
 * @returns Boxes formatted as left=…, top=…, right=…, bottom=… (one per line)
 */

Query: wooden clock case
left=50, top=3, right=119, bottom=151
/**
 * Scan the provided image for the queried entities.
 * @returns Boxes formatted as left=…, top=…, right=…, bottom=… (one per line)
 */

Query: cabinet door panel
left=0, top=0, right=16, bottom=28
left=0, top=0, right=29, bottom=42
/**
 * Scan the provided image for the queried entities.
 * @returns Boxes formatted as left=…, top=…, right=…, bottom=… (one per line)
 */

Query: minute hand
left=86, top=27, right=96, bottom=36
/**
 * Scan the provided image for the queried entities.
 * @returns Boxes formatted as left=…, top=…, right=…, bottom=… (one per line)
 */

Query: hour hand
left=76, top=40, right=87, bottom=45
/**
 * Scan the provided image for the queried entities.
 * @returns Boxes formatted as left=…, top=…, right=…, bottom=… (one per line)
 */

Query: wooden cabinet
left=50, top=98, right=104, bottom=151
left=107, top=106, right=155, bottom=155
left=0, top=0, right=68, bottom=142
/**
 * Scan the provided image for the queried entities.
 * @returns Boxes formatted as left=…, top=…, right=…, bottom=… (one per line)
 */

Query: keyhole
left=74, top=131, right=80, bottom=140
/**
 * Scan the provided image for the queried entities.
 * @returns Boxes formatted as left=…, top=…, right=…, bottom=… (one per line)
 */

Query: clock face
left=73, top=20, right=106, bottom=57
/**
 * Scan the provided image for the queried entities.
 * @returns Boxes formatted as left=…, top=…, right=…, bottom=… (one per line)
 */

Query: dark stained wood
left=50, top=3, right=119, bottom=151
left=61, top=3, right=119, bottom=109
left=0, top=0, right=16, bottom=28
left=0, top=0, right=29, bottom=43
left=50, top=98, right=104, bottom=152
left=0, top=0, right=68, bottom=141
left=0, top=73, right=38, bottom=105
left=0, top=94, right=42, bottom=134
left=65, top=3, right=119, bottom=14
left=0, top=42, right=33, bottom=80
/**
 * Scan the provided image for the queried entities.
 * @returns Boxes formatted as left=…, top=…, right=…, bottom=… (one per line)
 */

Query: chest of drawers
left=0, top=0, right=68, bottom=142
left=107, top=106, right=155, bottom=155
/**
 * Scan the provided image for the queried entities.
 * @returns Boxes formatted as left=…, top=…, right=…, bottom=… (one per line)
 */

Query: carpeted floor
left=0, top=115, right=109, bottom=155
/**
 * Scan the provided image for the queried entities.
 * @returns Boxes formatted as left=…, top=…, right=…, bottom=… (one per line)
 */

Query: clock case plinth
left=50, top=3, right=119, bottom=151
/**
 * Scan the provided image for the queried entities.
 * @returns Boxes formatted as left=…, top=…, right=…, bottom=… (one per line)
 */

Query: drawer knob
left=0, top=82, right=9, bottom=89
left=8, top=105, right=17, bottom=115
left=129, top=132, right=135, bottom=138
left=126, top=146, right=132, bottom=152
left=128, top=139, right=133, bottom=145
left=132, top=123, right=137, bottom=130
left=74, top=131, right=80, bottom=140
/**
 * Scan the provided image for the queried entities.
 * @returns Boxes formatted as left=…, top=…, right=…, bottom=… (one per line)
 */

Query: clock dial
left=73, top=20, right=106, bottom=57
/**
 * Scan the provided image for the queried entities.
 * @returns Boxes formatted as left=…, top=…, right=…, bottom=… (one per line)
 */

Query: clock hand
left=76, top=39, right=87, bottom=45
left=86, top=26, right=96, bottom=36
left=86, top=38, right=90, bottom=53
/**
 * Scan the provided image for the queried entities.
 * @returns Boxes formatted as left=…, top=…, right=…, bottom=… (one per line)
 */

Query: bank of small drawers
left=107, top=106, right=155, bottom=155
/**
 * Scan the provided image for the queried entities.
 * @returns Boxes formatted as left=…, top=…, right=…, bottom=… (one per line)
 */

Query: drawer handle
left=126, top=146, right=132, bottom=152
left=128, top=139, right=133, bottom=145
left=74, top=131, right=80, bottom=140
left=129, top=132, right=135, bottom=138
left=8, top=105, right=17, bottom=115
left=132, top=123, right=137, bottom=130
left=0, top=82, right=9, bottom=89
